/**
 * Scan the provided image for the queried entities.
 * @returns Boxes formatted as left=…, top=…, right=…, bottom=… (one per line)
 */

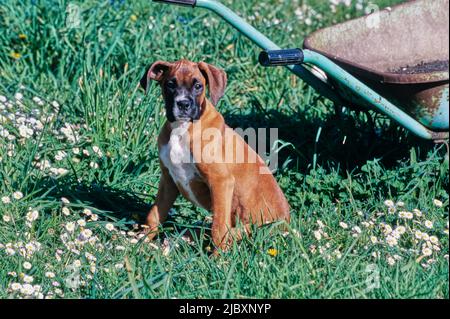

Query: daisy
left=65, top=222, right=76, bottom=233
left=384, top=200, right=395, bottom=207
left=424, top=220, right=433, bottom=229
left=14, top=92, right=23, bottom=101
left=413, top=209, right=422, bottom=217
left=23, top=274, right=34, bottom=283
left=62, top=207, right=71, bottom=216
left=395, top=226, right=406, bottom=235
left=26, top=210, right=39, bottom=222
left=51, top=101, right=60, bottom=109
left=313, top=230, right=322, bottom=240
left=387, top=256, right=396, bottom=266
left=23, top=262, right=32, bottom=270
left=429, top=236, right=439, bottom=245
left=79, top=229, right=93, bottom=241
left=19, top=125, right=34, bottom=138
left=85, top=252, right=96, bottom=261
left=105, top=223, right=115, bottom=231
left=396, top=201, right=405, bottom=207
left=77, top=219, right=86, bottom=227
left=433, top=199, right=443, bottom=208
left=20, top=284, right=35, bottom=296
left=386, top=235, right=398, bottom=247
left=339, top=222, right=348, bottom=229
left=422, top=247, right=433, bottom=256
left=57, top=168, right=69, bottom=175
left=54, top=151, right=67, bottom=161
left=415, top=230, right=423, bottom=239
left=10, top=283, right=22, bottom=291
left=92, top=146, right=103, bottom=157
left=13, top=191, right=23, bottom=200
left=383, top=224, right=393, bottom=234
left=45, top=272, right=55, bottom=278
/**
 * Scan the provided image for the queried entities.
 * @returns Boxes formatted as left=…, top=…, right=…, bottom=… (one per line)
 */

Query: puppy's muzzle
left=176, top=98, right=192, bottom=111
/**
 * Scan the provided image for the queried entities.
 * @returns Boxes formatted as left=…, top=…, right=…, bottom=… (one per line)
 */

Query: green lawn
left=0, top=0, right=448, bottom=299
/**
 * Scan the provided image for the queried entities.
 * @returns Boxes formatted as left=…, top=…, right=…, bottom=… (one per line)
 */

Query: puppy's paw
left=139, top=225, right=158, bottom=241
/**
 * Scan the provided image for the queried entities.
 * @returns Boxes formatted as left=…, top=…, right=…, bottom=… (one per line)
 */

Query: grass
left=0, top=0, right=448, bottom=299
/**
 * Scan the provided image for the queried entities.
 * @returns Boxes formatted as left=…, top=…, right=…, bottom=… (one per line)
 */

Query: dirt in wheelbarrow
left=390, top=60, right=449, bottom=75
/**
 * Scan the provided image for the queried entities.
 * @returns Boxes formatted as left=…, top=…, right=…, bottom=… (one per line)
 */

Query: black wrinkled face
left=162, top=76, right=204, bottom=123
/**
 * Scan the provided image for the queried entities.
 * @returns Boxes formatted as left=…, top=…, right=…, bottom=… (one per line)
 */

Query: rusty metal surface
left=303, top=0, right=449, bottom=131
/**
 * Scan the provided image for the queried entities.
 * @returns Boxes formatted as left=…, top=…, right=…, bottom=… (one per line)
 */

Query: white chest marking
left=160, top=122, right=203, bottom=207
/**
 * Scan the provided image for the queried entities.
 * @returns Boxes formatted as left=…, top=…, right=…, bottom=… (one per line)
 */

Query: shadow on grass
left=33, top=176, right=212, bottom=243
left=34, top=177, right=151, bottom=224
left=222, top=103, right=435, bottom=173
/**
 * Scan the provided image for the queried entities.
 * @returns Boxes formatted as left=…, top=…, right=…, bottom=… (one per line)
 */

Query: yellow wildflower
left=10, top=52, right=21, bottom=59
left=267, top=248, right=278, bottom=257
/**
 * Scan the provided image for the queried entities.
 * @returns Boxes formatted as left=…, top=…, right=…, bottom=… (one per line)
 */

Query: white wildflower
left=1, top=196, right=11, bottom=204
left=433, top=199, right=443, bottom=207
left=26, top=210, right=39, bottom=222
left=65, top=222, right=76, bottom=233
left=13, top=191, right=23, bottom=200
left=105, top=223, right=115, bottom=231
left=339, top=222, right=348, bottom=229
left=23, top=262, right=32, bottom=270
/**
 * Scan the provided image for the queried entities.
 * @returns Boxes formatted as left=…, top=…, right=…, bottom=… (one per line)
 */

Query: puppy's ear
left=140, top=61, right=173, bottom=92
left=198, top=62, right=227, bottom=106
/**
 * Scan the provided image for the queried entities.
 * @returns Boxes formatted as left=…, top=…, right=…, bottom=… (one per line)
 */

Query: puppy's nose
left=176, top=99, right=191, bottom=111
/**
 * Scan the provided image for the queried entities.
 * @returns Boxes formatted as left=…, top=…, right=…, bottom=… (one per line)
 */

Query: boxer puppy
left=140, top=59, right=290, bottom=250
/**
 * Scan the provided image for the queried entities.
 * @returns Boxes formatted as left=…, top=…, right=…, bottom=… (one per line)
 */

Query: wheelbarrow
left=153, top=0, right=449, bottom=141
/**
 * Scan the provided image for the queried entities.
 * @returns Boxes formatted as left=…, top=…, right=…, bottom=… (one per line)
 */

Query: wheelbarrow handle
left=259, top=49, right=304, bottom=67
left=152, top=0, right=196, bottom=7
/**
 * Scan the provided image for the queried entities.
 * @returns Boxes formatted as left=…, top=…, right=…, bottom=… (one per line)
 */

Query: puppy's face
left=141, top=60, right=227, bottom=122
left=161, top=60, right=205, bottom=122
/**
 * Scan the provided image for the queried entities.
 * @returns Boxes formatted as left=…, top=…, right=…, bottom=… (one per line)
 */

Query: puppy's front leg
left=145, top=168, right=179, bottom=240
left=210, top=175, right=235, bottom=251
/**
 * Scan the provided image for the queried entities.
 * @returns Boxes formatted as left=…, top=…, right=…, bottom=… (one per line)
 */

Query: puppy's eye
left=166, top=80, right=177, bottom=89
left=194, top=83, right=203, bottom=91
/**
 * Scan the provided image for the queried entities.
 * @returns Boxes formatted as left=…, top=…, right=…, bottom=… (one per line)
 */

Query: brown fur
left=141, top=59, right=290, bottom=250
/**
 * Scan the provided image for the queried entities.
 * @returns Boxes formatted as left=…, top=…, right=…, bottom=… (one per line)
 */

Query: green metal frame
left=154, top=0, right=448, bottom=140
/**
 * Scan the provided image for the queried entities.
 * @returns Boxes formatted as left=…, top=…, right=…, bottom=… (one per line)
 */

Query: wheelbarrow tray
left=303, top=0, right=449, bottom=131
